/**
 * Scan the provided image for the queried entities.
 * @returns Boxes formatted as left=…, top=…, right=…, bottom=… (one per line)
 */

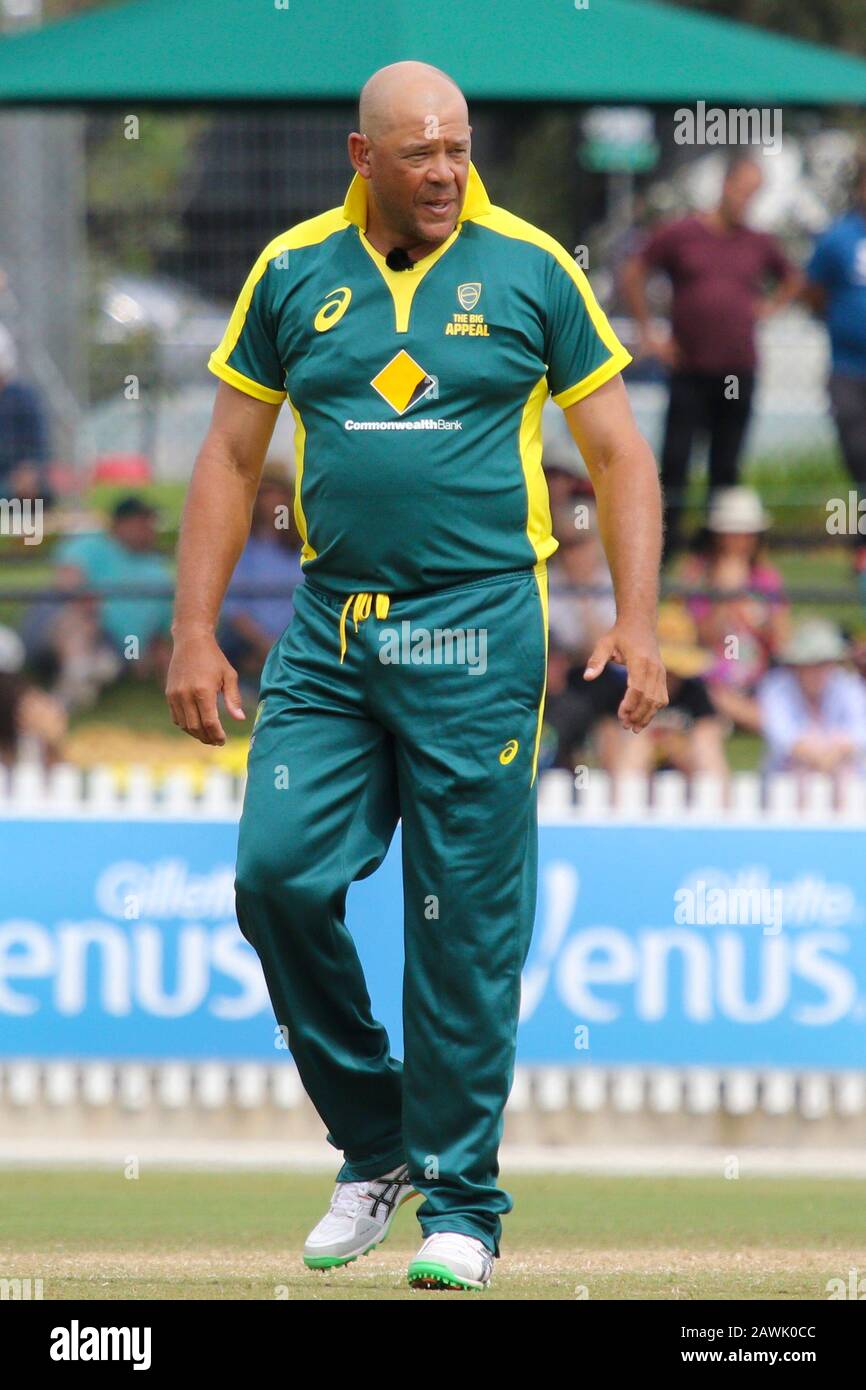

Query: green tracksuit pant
left=235, top=562, right=548, bottom=1255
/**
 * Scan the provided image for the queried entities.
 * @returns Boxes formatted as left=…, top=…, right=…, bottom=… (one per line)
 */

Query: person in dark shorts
left=622, top=157, right=800, bottom=557
left=804, top=156, right=866, bottom=573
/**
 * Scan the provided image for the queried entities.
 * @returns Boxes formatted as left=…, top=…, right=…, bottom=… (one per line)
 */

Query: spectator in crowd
left=543, top=515, right=728, bottom=779
left=607, top=603, right=728, bottom=778
left=541, top=499, right=624, bottom=770
left=621, top=156, right=800, bottom=556
left=0, top=624, right=66, bottom=766
left=23, top=496, right=172, bottom=708
left=0, top=323, right=51, bottom=502
left=804, top=155, right=866, bottom=574
left=847, top=627, right=866, bottom=684
left=220, top=466, right=304, bottom=690
left=679, top=486, right=789, bottom=732
left=548, top=500, right=616, bottom=658
left=758, top=618, right=866, bottom=776
left=537, top=637, right=588, bottom=773
left=541, top=397, right=588, bottom=512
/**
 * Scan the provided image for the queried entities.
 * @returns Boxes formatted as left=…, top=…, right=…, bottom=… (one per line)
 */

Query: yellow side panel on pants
left=531, top=560, right=550, bottom=786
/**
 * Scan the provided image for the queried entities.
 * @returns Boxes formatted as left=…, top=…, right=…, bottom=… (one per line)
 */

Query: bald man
left=167, top=61, right=666, bottom=1291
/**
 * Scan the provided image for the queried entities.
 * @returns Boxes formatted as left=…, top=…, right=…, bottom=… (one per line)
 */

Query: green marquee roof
left=0, top=0, right=864, bottom=105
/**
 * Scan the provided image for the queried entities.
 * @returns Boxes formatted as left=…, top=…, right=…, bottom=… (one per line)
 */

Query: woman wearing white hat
left=678, top=486, right=790, bottom=732
left=758, top=618, right=866, bottom=777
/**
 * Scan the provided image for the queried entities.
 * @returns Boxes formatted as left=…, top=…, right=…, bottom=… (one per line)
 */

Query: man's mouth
left=421, top=196, right=455, bottom=216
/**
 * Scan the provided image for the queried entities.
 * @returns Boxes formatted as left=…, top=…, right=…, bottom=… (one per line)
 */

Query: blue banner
left=0, top=819, right=863, bottom=1066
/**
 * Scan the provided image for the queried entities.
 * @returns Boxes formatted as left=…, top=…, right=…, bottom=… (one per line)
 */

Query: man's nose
left=425, top=153, right=454, bottom=184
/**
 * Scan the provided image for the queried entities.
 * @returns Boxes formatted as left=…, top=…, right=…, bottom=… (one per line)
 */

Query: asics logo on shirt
left=314, top=286, right=352, bottom=332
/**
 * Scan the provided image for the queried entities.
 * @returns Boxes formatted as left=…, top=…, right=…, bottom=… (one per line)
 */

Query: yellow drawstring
left=338, top=591, right=391, bottom=663
left=338, top=595, right=354, bottom=664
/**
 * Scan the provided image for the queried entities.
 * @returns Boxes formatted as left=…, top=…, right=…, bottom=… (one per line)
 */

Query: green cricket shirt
left=209, top=163, right=632, bottom=598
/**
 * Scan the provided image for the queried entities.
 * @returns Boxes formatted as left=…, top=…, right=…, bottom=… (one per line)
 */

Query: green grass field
left=2, top=1169, right=864, bottom=1300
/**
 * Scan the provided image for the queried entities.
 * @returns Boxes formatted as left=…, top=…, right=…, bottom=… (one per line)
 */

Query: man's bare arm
left=758, top=265, right=804, bottom=319
left=166, top=380, right=281, bottom=745
left=801, top=280, right=827, bottom=317
left=563, top=374, right=668, bottom=732
left=619, top=253, right=677, bottom=366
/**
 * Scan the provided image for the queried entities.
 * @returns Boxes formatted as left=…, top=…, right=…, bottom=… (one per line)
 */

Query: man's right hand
left=166, top=631, right=246, bottom=746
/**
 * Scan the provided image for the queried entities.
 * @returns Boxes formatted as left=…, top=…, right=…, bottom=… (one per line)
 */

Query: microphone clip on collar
left=385, top=247, right=414, bottom=271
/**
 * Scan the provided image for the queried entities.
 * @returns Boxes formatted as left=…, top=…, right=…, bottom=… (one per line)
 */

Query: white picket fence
left=1, top=1060, right=864, bottom=1120
left=0, top=762, right=865, bottom=823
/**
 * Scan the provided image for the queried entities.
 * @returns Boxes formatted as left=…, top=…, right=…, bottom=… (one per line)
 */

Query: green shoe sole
left=304, top=1190, right=421, bottom=1270
left=407, top=1260, right=487, bottom=1291
left=304, top=1241, right=379, bottom=1270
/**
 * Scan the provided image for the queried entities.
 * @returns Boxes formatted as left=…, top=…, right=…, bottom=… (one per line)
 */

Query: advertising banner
left=1, top=819, right=863, bottom=1066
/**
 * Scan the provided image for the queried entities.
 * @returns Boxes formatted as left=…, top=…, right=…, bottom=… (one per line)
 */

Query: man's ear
left=347, top=132, right=372, bottom=178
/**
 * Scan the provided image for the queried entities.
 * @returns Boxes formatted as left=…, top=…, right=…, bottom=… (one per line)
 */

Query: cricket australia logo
left=446, top=283, right=489, bottom=336
left=457, top=282, right=482, bottom=310
left=370, top=350, right=439, bottom=415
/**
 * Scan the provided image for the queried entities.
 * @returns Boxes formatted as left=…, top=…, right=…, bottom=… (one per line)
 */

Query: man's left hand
left=584, top=620, right=669, bottom=733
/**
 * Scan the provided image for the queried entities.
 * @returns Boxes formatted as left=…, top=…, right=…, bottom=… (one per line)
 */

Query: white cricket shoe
left=303, top=1163, right=417, bottom=1269
left=407, top=1232, right=494, bottom=1290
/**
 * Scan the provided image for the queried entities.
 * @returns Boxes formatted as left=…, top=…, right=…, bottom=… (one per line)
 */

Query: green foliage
left=495, top=111, right=582, bottom=249
left=86, top=112, right=209, bottom=271
left=673, top=0, right=866, bottom=56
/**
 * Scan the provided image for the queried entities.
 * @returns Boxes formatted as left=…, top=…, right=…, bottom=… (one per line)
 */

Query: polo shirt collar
left=342, top=161, right=490, bottom=229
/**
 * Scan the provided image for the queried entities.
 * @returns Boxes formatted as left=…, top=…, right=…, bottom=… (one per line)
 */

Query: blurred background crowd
left=2, top=0, right=866, bottom=793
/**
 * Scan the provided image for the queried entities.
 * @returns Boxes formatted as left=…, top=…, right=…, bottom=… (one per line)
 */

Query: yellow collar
left=341, top=161, right=491, bottom=230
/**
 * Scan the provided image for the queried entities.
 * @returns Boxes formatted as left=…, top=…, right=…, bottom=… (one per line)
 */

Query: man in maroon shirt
left=623, top=158, right=800, bottom=557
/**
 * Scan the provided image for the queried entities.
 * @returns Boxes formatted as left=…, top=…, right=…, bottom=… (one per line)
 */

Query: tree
left=673, top=0, right=866, bottom=56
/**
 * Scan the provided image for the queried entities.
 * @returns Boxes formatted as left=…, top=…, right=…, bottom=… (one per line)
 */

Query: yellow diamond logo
left=371, top=350, right=436, bottom=415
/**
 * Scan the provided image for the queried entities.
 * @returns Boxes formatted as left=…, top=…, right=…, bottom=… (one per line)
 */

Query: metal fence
left=0, top=102, right=861, bottom=491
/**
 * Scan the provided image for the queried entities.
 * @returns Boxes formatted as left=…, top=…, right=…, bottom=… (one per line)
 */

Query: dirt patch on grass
left=6, top=1243, right=862, bottom=1285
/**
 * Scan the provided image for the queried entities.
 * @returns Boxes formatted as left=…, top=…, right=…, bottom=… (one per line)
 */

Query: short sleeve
left=758, top=671, right=800, bottom=754
left=54, top=533, right=97, bottom=574
left=544, top=253, right=632, bottom=409
left=640, top=221, right=679, bottom=273
left=679, top=678, right=716, bottom=721
left=805, top=229, right=840, bottom=289
left=209, top=247, right=287, bottom=404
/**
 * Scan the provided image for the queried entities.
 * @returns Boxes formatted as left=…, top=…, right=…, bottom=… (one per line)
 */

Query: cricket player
left=167, top=61, right=667, bottom=1291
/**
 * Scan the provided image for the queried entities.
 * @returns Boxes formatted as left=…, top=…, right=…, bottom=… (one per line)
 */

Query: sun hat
left=707, top=487, right=771, bottom=534
left=657, top=603, right=714, bottom=679
left=0, top=624, right=25, bottom=675
left=0, top=323, right=18, bottom=379
left=780, top=618, right=848, bottom=666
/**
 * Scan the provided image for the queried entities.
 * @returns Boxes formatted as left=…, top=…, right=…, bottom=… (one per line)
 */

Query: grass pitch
left=1, top=1169, right=865, bottom=1300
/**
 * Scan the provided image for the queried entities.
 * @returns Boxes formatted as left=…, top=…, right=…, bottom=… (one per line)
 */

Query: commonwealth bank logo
left=370, top=350, right=438, bottom=415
